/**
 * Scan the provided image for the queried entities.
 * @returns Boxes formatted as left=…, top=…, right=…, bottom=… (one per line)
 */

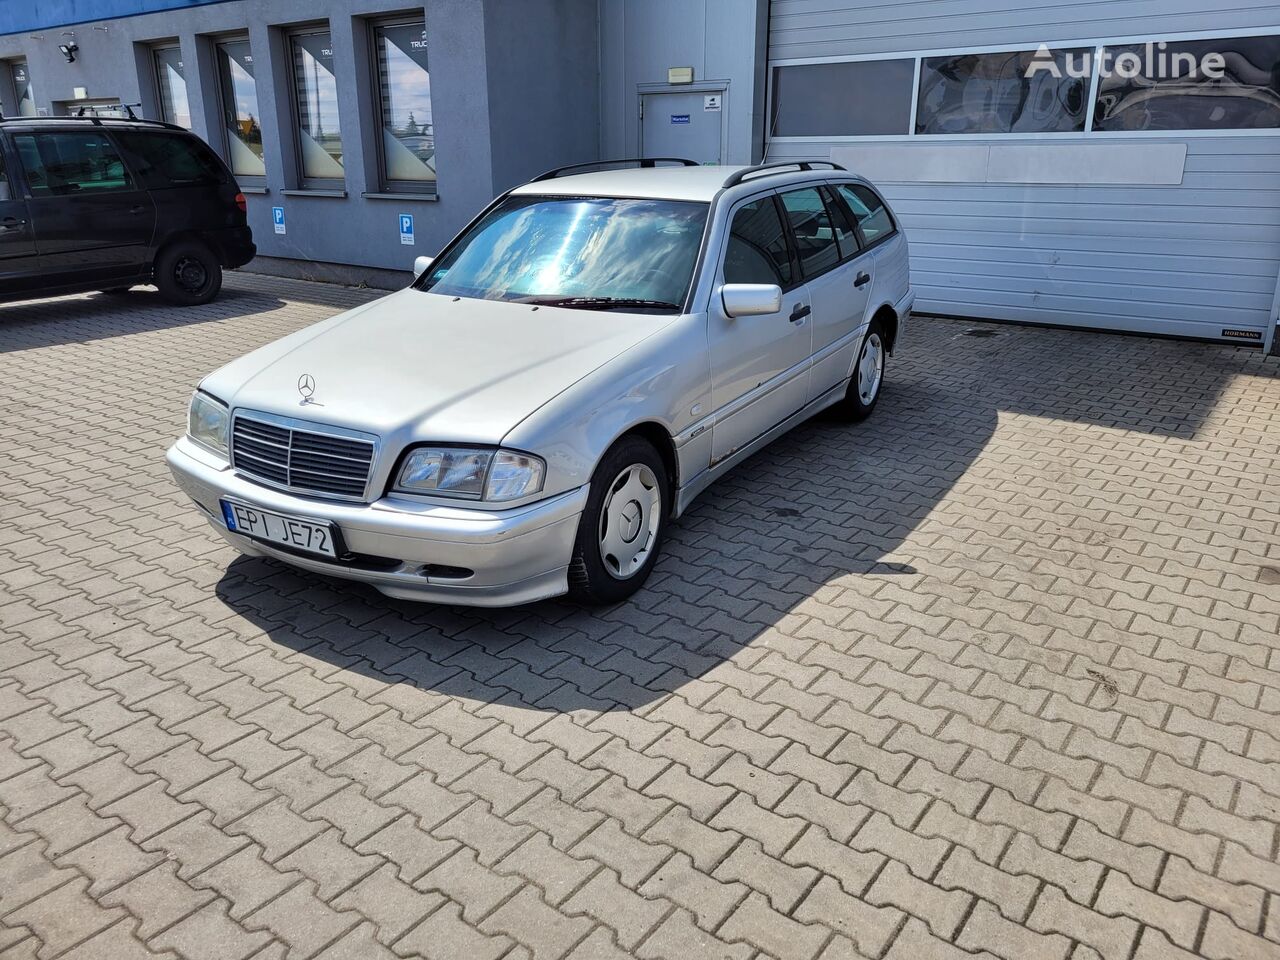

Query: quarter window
left=1093, top=36, right=1280, bottom=131
left=215, top=39, right=265, bottom=178
left=153, top=46, right=192, bottom=129
left=779, top=188, right=842, bottom=278
left=13, top=132, right=135, bottom=196
left=290, top=28, right=344, bottom=182
left=771, top=59, right=915, bottom=137
left=836, top=184, right=895, bottom=246
left=113, top=131, right=226, bottom=188
left=723, top=197, right=794, bottom=287
left=372, top=19, right=436, bottom=193
left=917, top=48, right=1092, bottom=134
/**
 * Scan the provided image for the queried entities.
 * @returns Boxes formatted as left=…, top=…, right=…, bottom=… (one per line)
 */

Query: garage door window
left=1093, top=36, right=1280, bottom=131
left=917, top=48, right=1092, bottom=134
left=771, top=60, right=915, bottom=136
left=723, top=197, right=795, bottom=288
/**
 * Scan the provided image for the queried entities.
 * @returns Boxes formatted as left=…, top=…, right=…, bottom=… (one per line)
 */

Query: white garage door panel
left=908, top=243, right=1280, bottom=279
left=767, top=1, right=1280, bottom=340
left=831, top=143, right=1190, bottom=186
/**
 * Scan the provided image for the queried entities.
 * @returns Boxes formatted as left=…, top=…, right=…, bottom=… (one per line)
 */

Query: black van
left=0, top=116, right=254, bottom=305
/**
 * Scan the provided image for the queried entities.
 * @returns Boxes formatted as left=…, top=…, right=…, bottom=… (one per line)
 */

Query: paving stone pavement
left=1, top=272, right=1279, bottom=960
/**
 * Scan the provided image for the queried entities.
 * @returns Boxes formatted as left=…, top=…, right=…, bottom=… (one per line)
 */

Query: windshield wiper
left=521, top=296, right=683, bottom=311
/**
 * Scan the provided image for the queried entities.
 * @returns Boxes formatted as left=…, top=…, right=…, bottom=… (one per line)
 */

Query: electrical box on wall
left=667, top=66, right=693, bottom=84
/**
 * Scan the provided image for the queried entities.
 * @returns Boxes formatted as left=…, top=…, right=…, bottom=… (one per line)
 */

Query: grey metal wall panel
left=767, top=1, right=1280, bottom=340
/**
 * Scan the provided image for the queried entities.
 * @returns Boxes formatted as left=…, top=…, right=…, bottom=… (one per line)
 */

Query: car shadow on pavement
left=211, top=318, right=1277, bottom=717
left=0, top=286, right=285, bottom=353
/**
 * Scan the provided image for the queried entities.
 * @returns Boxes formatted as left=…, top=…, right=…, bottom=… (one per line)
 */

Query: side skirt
left=673, top=378, right=849, bottom=518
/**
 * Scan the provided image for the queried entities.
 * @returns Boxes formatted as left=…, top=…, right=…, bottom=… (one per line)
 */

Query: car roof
left=508, top=164, right=853, bottom=203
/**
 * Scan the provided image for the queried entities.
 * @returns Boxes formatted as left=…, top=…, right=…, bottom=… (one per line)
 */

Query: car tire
left=155, top=240, right=223, bottom=305
left=567, top=436, right=669, bottom=605
left=833, top=318, right=888, bottom=422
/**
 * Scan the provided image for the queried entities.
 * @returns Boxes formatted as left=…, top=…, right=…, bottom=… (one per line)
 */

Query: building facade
left=0, top=0, right=602, bottom=285
left=3, top=0, right=1279, bottom=351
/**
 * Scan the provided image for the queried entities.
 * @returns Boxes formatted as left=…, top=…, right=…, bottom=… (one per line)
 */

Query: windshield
left=420, top=195, right=708, bottom=311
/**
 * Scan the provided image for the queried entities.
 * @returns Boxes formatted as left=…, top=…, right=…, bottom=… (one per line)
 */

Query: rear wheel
left=832, top=318, right=887, bottom=421
left=568, top=436, right=669, bottom=605
left=155, top=240, right=222, bottom=305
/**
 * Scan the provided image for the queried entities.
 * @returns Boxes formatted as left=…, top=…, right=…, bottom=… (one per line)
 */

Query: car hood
left=201, top=289, right=674, bottom=444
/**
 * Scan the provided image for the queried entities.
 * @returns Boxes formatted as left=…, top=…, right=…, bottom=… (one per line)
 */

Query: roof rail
left=721, top=160, right=847, bottom=189
left=0, top=113, right=181, bottom=130
left=529, top=157, right=699, bottom=182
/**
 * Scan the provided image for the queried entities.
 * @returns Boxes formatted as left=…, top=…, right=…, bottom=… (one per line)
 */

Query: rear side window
left=778, top=187, right=843, bottom=278
left=113, top=131, right=227, bottom=188
left=836, top=184, right=895, bottom=247
left=14, top=132, right=135, bottom=196
left=723, top=197, right=794, bottom=288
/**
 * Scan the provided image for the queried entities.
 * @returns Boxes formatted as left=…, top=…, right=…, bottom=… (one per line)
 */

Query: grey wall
left=598, top=0, right=768, bottom=164
left=0, top=0, right=601, bottom=277
left=766, top=0, right=1280, bottom=343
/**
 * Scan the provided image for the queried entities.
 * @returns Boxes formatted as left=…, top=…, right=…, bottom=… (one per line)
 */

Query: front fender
left=503, top=313, right=710, bottom=499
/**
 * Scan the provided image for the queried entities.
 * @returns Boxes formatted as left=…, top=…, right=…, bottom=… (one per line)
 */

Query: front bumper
left=167, top=436, right=587, bottom=606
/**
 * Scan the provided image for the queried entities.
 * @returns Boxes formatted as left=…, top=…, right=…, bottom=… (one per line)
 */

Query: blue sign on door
left=272, top=206, right=285, bottom=235
left=670, top=114, right=691, bottom=125
left=399, top=214, right=414, bottom=246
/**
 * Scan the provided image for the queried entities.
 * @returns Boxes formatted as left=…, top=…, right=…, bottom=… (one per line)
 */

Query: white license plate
left=220, top=501, right=337, bottom=558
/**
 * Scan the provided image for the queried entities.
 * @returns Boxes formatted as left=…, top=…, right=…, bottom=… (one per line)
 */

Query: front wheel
left=832, top=320, right=887, bottom=421
left=568, top=436, right=669, bottom=605
left=155, top=240, right=223, bottom=305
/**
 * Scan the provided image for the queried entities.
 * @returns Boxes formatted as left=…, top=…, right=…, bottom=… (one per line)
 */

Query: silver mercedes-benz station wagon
left=167, top=159, right=914, bottom=606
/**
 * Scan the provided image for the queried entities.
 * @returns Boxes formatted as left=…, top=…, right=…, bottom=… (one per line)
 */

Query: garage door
left=764, top=1, right=1280, bottom=345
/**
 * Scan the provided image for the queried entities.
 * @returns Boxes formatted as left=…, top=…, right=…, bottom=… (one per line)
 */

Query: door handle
left=1, top=216, right=27, bottom=226
left=854, top=272, right=871, bottom=288
left=789, top=304, right=811, bottom=324
left=129, top=205, right=146, bottom=215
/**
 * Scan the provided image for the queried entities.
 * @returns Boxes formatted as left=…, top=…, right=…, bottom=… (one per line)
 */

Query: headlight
left=396, top=447, right=545, bottom=502
left=188, top=391, right=229, bottom=456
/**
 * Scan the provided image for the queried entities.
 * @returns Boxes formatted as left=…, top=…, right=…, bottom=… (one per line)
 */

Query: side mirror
left=412, top=255, right=433, bottom=280
left=719, top=283, right=782, bottom=318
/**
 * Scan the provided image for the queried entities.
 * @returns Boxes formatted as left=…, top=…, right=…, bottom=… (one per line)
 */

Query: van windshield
left=420, top=195, right=708, bottom=312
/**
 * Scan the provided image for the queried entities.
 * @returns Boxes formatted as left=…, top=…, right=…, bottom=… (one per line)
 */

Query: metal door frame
left=637, top=81, right=728, bottom=163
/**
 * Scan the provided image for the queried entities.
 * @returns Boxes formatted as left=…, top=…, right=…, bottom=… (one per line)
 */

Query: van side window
left=723, top=196, right=794, bottom=288
left=0, top=148, right=9, bottom=201
left=836, top=183, right=895, bottom=246
left=13, top=132, right=135, bottom=196
left=114, top=131, right=226, bottom=189
left=778, top=187, right=842, bottom=278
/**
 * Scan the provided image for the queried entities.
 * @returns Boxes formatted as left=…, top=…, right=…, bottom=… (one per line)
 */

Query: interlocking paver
left=2, top=275, right=1278, bottom=960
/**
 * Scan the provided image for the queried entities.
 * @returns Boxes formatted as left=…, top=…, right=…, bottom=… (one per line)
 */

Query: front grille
left=232, top=413, right=375, bottom=500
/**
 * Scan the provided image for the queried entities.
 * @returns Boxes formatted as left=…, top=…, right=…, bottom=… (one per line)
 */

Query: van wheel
left=568, top=436, right=669, bottom=605
left=155, top=241, right=222, bottom=305
left=833, top=319, right=887, bottom=421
